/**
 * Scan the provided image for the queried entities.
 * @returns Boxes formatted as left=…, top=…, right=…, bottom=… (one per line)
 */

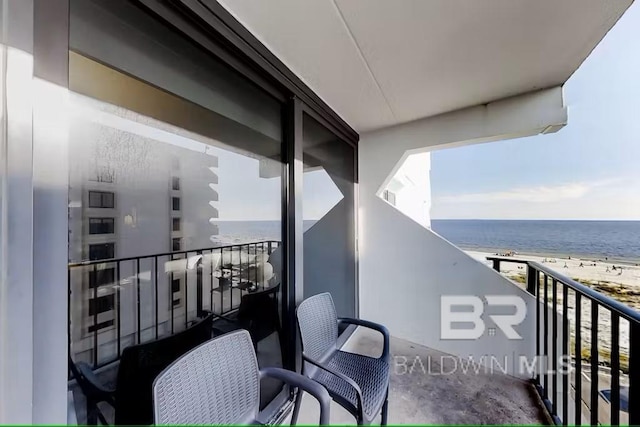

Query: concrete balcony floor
left=289, top=327, right=549, bottom=425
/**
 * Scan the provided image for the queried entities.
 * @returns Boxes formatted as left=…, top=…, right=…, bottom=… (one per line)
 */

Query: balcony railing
left=68, top=240, right=281, bottom=369
left=489, top=256, right=640, bottom=425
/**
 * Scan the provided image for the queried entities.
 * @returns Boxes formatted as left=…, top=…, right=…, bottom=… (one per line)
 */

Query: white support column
left=32, top=0, right=69, bottom=422
left=0, top=0, right=35, bottom=422
left=358, top=87, right=567, bottom=377
left=0, top=0, right=69, bottom=422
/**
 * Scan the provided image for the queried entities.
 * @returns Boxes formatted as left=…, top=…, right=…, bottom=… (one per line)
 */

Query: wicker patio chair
left=69, top=313, right=213, bottom=425
left=292, top=292, right=390, bottom=425
left=153, top=330, right=331, bottom=425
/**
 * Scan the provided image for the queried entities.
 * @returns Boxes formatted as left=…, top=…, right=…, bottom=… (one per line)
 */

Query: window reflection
left=66, top=0, right=289, bottom=422
left=67, top=50, right=285, bottom=421
left=302, top=114, right=356, bottom=318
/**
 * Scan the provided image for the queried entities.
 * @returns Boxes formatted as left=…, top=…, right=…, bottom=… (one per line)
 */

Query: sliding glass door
left=3, top=0, right=361, bottom=423
left=302, top=113, right=357, bottom=318
left=68, top=0, right=285, bottom=421
left=61, top=0, right=360, bottom=424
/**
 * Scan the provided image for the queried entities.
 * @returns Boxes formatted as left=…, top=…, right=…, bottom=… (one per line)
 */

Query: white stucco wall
left=383, top=152, right=432, bottom=228
left=358, top=88, right=567, bottom=378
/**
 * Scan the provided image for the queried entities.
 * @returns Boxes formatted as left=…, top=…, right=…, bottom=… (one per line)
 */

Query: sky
left=212, top=146, right=342, bottom=221
left=430, top=2, right=640, bottom=221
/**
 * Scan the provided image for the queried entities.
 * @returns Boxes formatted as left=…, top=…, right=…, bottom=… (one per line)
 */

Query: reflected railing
left=68, top=240, right=281, bottom=369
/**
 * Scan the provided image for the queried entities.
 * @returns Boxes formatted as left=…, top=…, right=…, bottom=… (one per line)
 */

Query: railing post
left=196, top=250, right=203, bottom=318
left=136, top=258, right=141, bottom=344
left=67, top=270, right=71, bottom=366
left=526, top=264, right=537, bottom=296
left=116, top=261, right=122, bottom=356
left=93, top=264, right=99, bottom=368
left=629, top=321, right=640, bottom=425
left=610, top=312, right=620, bottom=426
left=574, top=293, right=582, bottom=425
left=492, top=259, right=500, bottom=272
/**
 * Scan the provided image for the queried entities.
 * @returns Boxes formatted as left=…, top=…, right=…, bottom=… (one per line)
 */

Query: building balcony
left=2, top=0, right=635, bottom=423
left=69, top=241, right=640, bottom=424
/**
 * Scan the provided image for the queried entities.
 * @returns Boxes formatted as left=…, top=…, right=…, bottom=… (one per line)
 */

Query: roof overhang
left=218, top=0, right=633, bottom=133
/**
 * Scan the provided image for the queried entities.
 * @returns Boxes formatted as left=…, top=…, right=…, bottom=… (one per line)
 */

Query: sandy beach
left=465, top=249, right=640, bottom=301
left=465, top=249, right=640, bottom=364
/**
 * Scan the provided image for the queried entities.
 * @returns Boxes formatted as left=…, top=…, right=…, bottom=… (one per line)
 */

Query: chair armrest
left=338, top=317, right=390, bottom=360
left=302, top=354, right=364, bottom=421
left=260, top=367, right=331, bottom=425
left=215, top=313, right=236, bottom=322
left=202, top=308, right=238, bottom=324
left=76, top=362, right=116, bottom=396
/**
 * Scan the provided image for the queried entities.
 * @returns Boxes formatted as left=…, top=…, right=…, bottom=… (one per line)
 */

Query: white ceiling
left=218, top=0, right=632, bottom=133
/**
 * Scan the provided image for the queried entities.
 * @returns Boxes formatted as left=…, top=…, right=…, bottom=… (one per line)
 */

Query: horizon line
left=431, top=218, right=640, bottom=221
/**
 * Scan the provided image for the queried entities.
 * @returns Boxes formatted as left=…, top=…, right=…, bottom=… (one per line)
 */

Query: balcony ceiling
left=218, top=0, right=632, bottom=133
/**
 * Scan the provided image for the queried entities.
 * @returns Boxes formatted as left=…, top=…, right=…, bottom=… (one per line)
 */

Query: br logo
left=440, top=295, right=526, bottom=340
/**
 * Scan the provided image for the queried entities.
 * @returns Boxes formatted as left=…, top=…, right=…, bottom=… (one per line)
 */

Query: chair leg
left=381, top=388, right=389, bottom=426
left=85, top=397, right=109, bottom=426
left=86, top=400, right=98, bottom=425
left=290, top=389, right=303, bottom=425
left=97, top=408, right=109, bottom=426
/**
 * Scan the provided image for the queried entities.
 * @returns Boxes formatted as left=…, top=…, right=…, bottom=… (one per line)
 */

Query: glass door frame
left=140, top=0, right=361, bottom=389
left=298, top=103, right=360, bottom=320
left=27, top=0, right=359, bottom=422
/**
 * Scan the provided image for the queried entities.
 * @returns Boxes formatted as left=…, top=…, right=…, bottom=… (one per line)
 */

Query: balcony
left=2, top=0, right=636, bottom=424
left=67, top=238, right=640, bottom=425
left=68, top=238, right=554, bottom=425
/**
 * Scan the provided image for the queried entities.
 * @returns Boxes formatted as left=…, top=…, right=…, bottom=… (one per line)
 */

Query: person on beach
left=563, top=262, right=568, bottom=268
left=579, top=262, right=584, bottom=267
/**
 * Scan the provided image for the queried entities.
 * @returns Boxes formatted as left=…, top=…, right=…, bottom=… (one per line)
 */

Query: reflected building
left=62, top=0, right=286, bottom=414
left=68, top=94, right=220, bottom=363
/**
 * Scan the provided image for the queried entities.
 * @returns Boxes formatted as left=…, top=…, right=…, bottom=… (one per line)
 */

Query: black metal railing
left=68, top=240, right=281, bottom=369
left=489, top=256, right=640, bottom=425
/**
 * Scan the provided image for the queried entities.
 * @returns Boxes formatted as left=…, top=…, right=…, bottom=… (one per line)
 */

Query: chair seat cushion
left=311, top=350, right=389, bottom=422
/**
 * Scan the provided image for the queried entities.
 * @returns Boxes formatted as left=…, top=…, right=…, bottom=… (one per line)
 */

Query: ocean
left=214, top=220, right=316, bottom=245
left=215, top=219, right=640, bottom=262
left=431, top=219, right=640, bottom=262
